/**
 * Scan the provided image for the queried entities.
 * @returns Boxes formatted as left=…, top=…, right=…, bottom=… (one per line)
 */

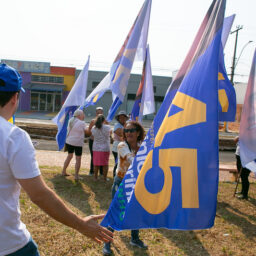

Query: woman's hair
left=68, top=109, right=84, bottom=130
left=73, top=109, right=84, bottom=117
left=95, top=114, right=105, bottom=129
left=123, top=121, right=145, bottom=144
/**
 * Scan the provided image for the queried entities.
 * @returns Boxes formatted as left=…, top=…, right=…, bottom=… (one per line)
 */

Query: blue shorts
left=6, top=238, right=40, bottom=256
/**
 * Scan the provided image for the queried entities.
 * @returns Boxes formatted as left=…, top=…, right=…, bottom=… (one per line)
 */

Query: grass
left=20, top=167, right=256, bottom=256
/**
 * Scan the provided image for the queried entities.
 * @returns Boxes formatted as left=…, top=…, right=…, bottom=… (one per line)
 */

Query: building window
left=30, top=91, right=62, bottom=112
left=92, top=81, right=99, bottom=89
left=31, top=75, right=64, bottom=84
left=153, top=86, right=156, bottom=93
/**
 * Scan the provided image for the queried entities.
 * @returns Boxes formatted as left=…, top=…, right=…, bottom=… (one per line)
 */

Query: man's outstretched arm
left=18, top=175, right=113, bottom=244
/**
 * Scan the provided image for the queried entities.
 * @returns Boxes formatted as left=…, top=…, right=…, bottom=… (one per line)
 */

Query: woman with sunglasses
left=103, top=121, right=147, bottom=255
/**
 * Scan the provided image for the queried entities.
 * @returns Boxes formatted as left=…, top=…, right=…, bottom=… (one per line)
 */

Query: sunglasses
left=124, top=128, right=137, bottom=133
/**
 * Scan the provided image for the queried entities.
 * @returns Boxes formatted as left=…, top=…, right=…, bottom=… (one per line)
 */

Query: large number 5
left=134, top=92, right=206, bottom=214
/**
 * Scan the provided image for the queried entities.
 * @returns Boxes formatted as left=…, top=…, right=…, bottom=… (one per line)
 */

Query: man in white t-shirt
left=0, top=64, right=113, bottom=256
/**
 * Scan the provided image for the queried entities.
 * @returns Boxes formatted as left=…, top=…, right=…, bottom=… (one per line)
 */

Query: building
left=1, top=59, right=172, bottom=119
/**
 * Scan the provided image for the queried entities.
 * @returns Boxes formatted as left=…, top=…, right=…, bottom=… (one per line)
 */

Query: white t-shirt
left=65, top=119, right=86, bottom=147
left=91, top=124, right=111, bottom=152
left=0, top=116, right=41, bottom=256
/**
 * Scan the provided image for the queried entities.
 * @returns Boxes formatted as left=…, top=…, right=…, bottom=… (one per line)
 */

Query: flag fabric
left=218, top=50, right=236, bottom=121
left=52, top=56, right=90, bottom=150
left=239, top=48, right=256, bottom=173
left=80, top=0, right=152, bottom=121
left=8, top=116, right=15, bottom=124
left=130, top=45, right=155, bottom=122
left=101, top=0, right=226, bottom=230
left=218, top=15, right=236, bottom=121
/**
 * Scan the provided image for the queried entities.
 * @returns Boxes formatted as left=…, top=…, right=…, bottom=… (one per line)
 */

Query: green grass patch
left=20, top=167, right=256, bottom=256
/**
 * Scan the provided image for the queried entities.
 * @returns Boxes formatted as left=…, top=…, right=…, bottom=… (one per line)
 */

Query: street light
left=234, top=40, right=253, bottom=70
left=225, top=38, right=253, bottom=132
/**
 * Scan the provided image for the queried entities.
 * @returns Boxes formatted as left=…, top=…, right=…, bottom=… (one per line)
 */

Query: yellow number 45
left=135, top=92, right=206, bottom=214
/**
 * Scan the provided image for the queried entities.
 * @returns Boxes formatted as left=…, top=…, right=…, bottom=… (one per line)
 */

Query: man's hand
left=78, top=214, right=113, bottom=243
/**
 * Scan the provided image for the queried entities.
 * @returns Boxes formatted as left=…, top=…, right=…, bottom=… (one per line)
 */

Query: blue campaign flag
left=101, top=0, right=226, bottom=230
left=131, top=45, right=155, bottom=122
left=52, top=57, right=90, bottom=150
left=80, top=0, right=151, bottom=119
left=218, top=50, right=236, bottom=121
left=218, top=15, right=236, bottom=121
left=106, top=0, right=152, bottom=121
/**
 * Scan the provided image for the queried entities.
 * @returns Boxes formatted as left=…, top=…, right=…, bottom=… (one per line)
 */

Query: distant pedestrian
left=112, top=111, right=129, bottom=177
left=91, top=114, right=112, bottom=181
left=88, top=107, right=105, bottom=176
left=234, top=136, right=251, bottom=200
left=62, top=109, right=90, bottom=181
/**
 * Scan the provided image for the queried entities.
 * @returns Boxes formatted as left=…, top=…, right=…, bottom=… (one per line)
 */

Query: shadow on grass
left=50, top=174, right=95, bottom=216
left=51, top=172, right=114, bottom=213
left=80, top=174, right=114, bottom=211
left=158, top=229, right=210, bottom=256
left=217, top=201, right=256, bottom=238
left=117, top=233, right=150, bottom=256
left=248, top=196, right=256, bottom=207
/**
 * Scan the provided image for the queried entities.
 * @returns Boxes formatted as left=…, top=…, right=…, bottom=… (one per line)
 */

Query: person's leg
left=75, top=156, right=82, bottom=180
left=89, top=139, right=94, bottom=175
left=103, top=227, right=113, bottom=255
left=74, top=146, right=82, bottom=180
left=94, top=166, right=99, bottom=180
left=130, top=230, right=148, bottom=249
left=103, top=165, right=109, bottom=181
left=62, top=153, right=73, bottom=176
left=7, top=237, right=40, bottom=256
left=235, top=155, right=242, bottom=194
left=112, top=151, right=118, bottom=178
left=103, top=177, right=122, bottom=255
left=100, top=166, right=104, bottom=176
left=240, top=168, right=251, bottom=199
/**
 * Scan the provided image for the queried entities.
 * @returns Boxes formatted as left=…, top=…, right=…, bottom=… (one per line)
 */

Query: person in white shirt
left=0, top=64, right=113, bottom=256
left=91, top=114, right=112, bottom=181
left=62, top=109, right=89, bottom=180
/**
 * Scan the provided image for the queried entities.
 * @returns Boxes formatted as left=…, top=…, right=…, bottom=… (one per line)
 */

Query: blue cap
left=0, top=64, right=24, bottom=92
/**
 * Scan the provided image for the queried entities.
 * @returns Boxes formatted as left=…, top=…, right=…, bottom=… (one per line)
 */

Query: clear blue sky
left=0, top=0, right=255, bottom=83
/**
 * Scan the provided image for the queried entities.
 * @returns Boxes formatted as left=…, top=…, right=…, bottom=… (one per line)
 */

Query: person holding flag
left=61, top=109, right=90, bottom=180
left=53, top=56, right=90, bottom=151
left=101, top=0, right=226, bottom=232
left=103, top=120, right=147, bottom=255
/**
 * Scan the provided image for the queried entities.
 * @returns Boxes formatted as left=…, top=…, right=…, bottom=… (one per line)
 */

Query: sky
left=0, top=0, right=255, bottom=83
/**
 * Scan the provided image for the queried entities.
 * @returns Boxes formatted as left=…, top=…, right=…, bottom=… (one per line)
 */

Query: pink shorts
left=93, top=151, right=110, bottom=166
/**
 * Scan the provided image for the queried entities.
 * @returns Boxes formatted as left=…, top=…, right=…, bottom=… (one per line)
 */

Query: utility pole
left=230, top=25, right=243, bottom=84
left=224, top=25, right=243, bottom=133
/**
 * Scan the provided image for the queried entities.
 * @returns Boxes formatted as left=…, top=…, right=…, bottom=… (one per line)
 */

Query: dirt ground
left=33, top=139, right=248, bottom=183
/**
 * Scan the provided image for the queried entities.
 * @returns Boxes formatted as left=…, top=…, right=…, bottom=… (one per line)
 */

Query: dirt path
left=34, top=140, right=236, bottom=182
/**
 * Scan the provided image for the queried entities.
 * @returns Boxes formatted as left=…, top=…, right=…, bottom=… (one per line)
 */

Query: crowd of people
left=1, top=64, right=254, bottom=256
left=61, top=108, right=148, bottom=255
